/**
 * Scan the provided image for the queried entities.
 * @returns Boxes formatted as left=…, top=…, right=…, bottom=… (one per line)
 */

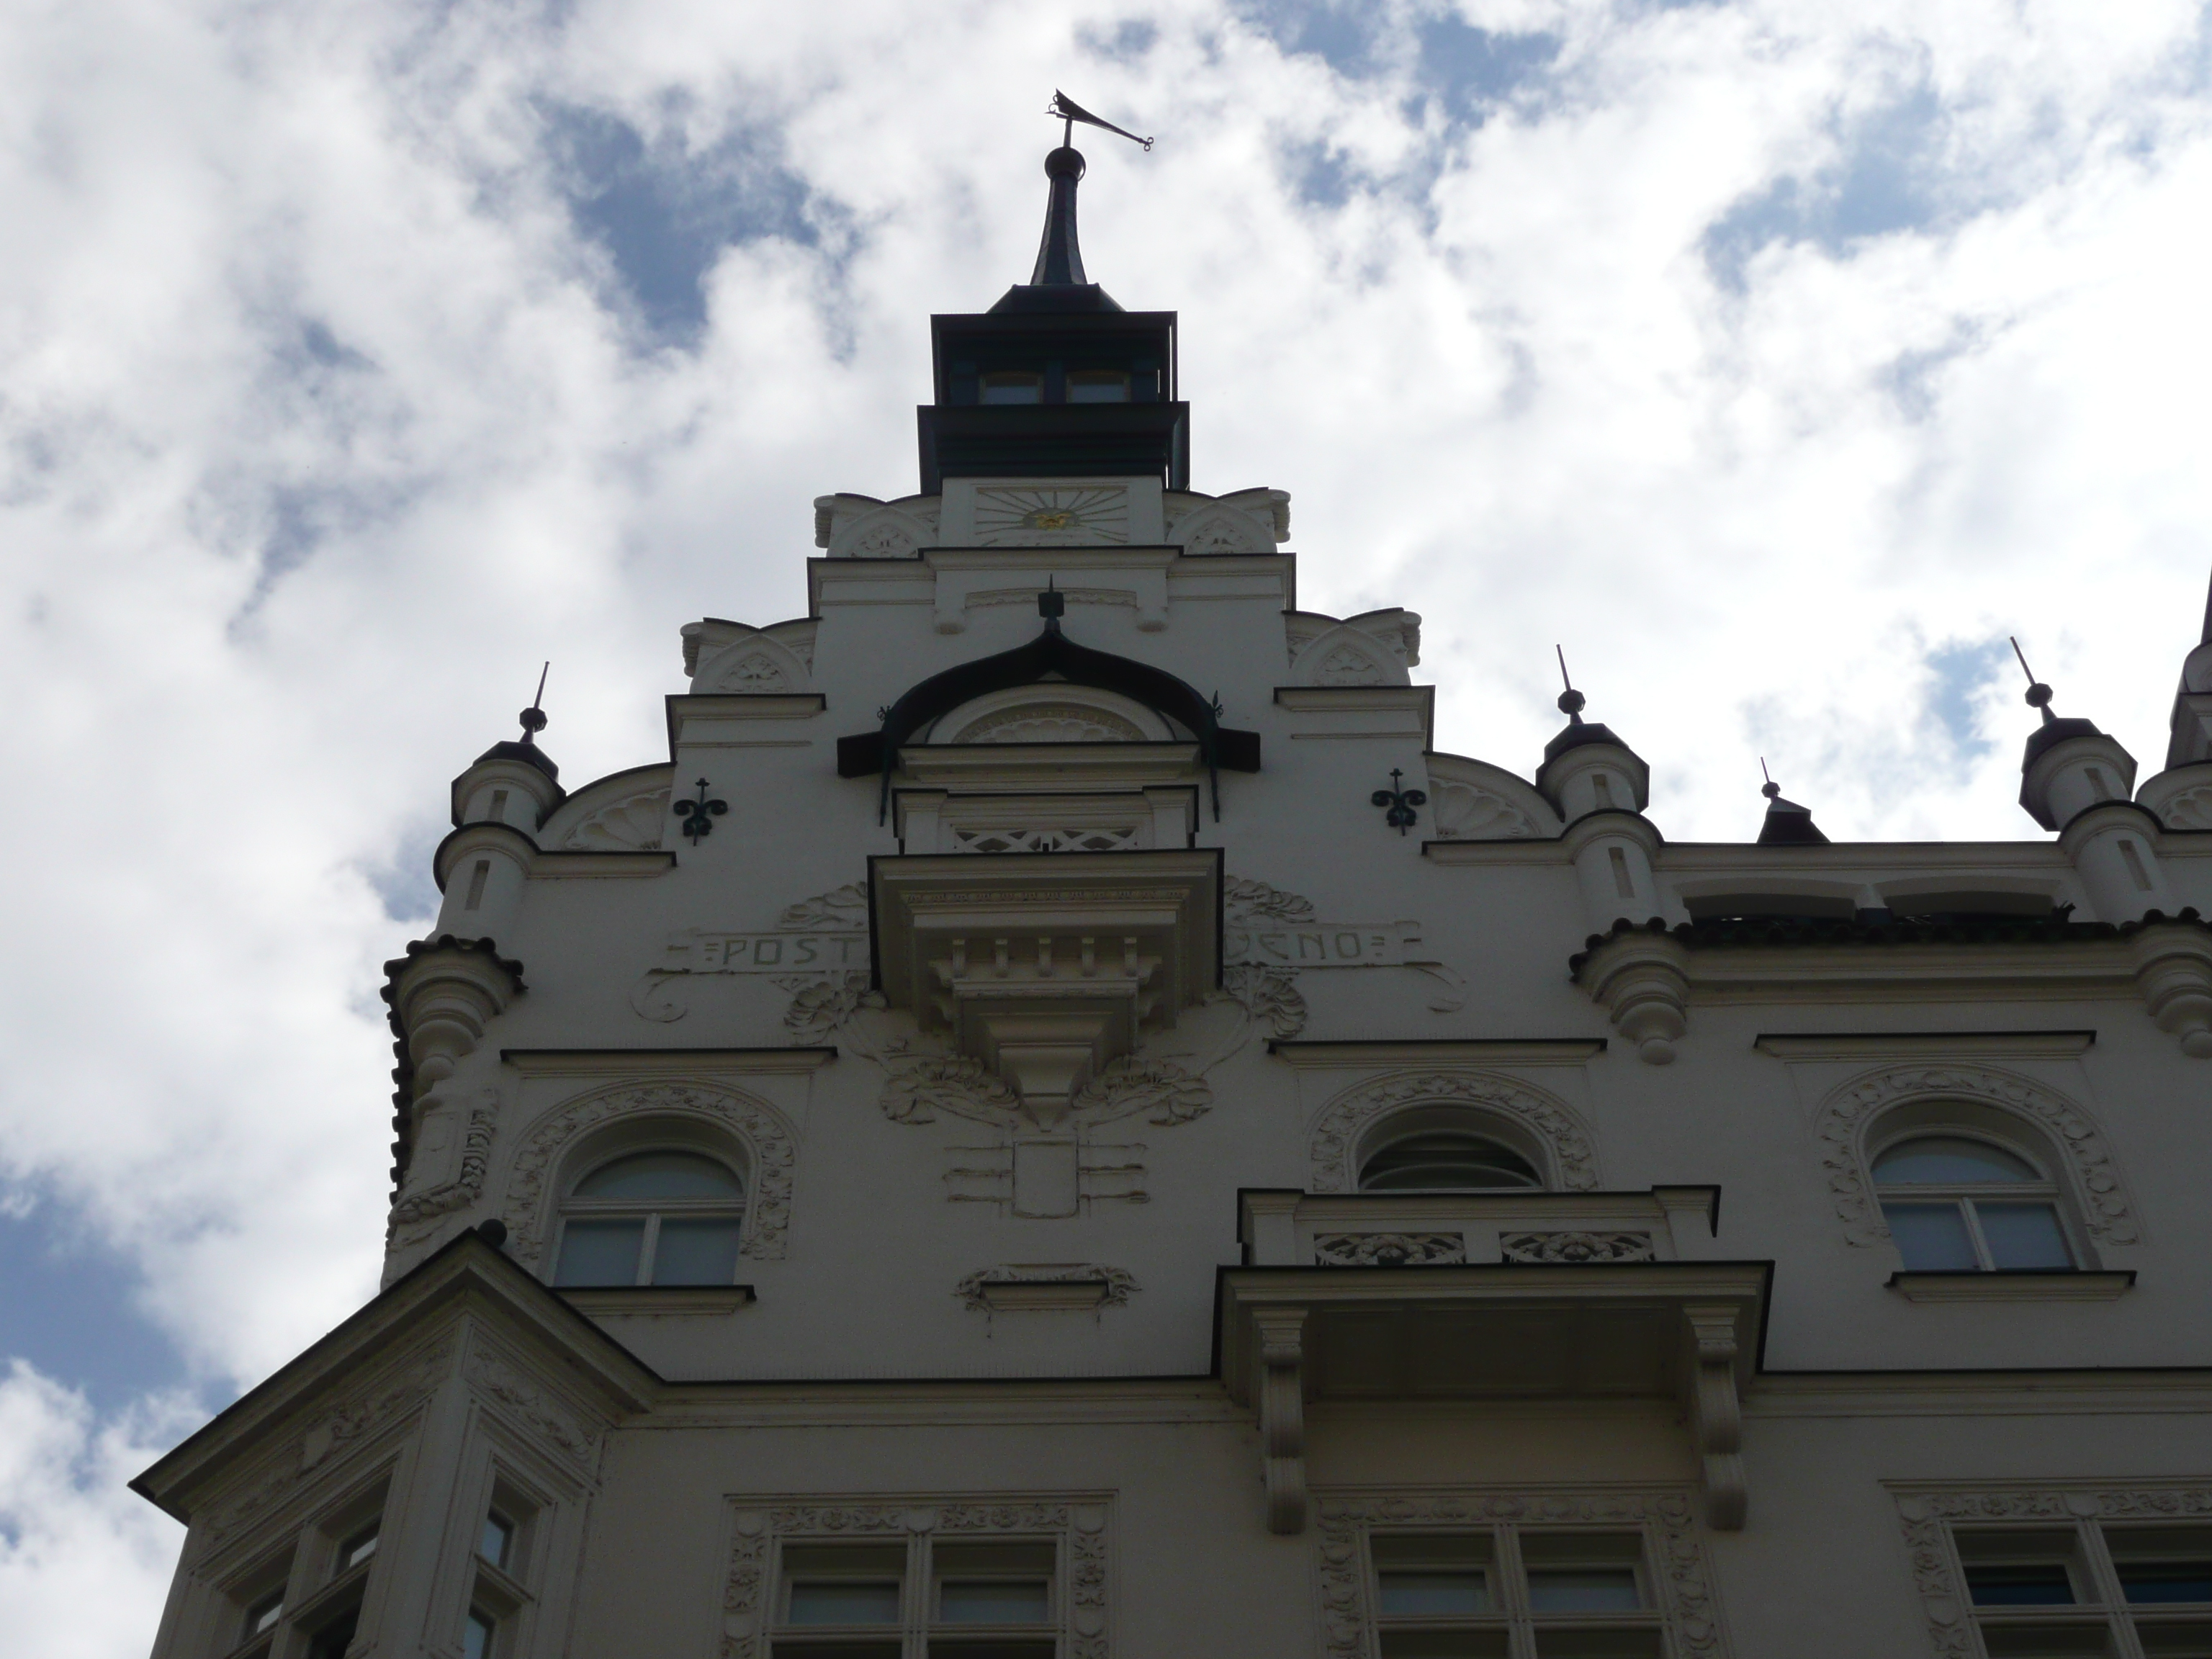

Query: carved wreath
left=1813, top=1064, right=2138, bottom=1247
left=1314, top=1489, right=1726, bottom=1659
left=502, top=1081, right=796, bottom=1264
left=722, top=1496, right=1112, bottom=1659
left=1894, top=1485, right=2212, bottom=1658
left=1308, top=1071, right=1600, bottom=1192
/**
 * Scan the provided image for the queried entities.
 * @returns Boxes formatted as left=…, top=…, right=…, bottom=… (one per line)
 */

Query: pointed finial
left=1025, top=94, right=1152, bottom=290
left=1760, top=757, right=1780, bottom=800
left=1038, top=575, right=1065, bottom=631
left=2010, top=636, right=2056, bottom=726
left=1555, top=645, right=1586, bottom=721
left=518, top=661, right=549, bottom=743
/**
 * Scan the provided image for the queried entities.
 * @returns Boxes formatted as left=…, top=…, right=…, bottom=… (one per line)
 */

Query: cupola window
left=1359, top=1130, right=1544, bottom=1192
left=552, top=1151, right=747, bottom=1287
left=1066, top=369, right=1131, bottom=403
left=1874, top=1134, right=2073, bottom=1272
left=979, top=372, right=1044, bottom=405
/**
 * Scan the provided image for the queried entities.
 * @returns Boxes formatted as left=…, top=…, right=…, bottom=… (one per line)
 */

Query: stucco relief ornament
left=466, top=1349, right=601, bottom=1467
left=387, top=1092, right=498, bottom=1245
left=1308, top=1072, right=1601, bottom=1193
left=1501, top=1230, right=1655, bottom=1264
left=559, top=787, right=670, bottom=850
left=503, top=1082, right=795, bottom=1262
left=1814, top=1064, right=2138, bottom=1246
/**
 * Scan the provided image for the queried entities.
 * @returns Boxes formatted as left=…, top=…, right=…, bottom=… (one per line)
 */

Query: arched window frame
left=1813, top=1064, right=2139, bottom=1253
left=552, top=1140, right=750, bottom=1289
left=1354, top=1108, right=1550, bottom=1192
left=1308, top=1071, right=1600, bottom=1195
left=1866, top=1122, right=2081, bottom=1274
left=500, top=1081, right=796, bottom=1272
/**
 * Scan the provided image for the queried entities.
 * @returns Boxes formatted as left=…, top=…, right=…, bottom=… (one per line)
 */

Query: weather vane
left=1047, top=90, right=1154, bottom=151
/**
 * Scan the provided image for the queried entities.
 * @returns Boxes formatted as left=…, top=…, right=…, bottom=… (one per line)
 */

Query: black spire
left=1029, top=145, right=1089, bottom=287
left=473, top=662, right=558, bottom=781
left=1755, top=760, right=1828, bottom=845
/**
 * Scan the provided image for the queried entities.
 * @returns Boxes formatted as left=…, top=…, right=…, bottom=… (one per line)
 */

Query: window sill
left=556, top=1285, right=755, bottom=1316
left=1887, top=1269, right=2134, bottom=1303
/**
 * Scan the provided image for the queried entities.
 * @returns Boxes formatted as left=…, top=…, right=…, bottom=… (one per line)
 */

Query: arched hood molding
left=837, top=620, right=1261, bottom=820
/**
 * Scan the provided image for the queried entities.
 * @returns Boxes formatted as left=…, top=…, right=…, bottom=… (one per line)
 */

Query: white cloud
left=3, top=1, right=2211, bottom=1651
left=0, top=1364, right=188, bottom=1659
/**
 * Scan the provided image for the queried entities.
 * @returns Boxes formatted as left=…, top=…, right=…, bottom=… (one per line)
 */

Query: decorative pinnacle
left=1760, top=757, right=1780, bottom=801
left=1038, top=575, right=1065, bottom=631
left=518, top=662, right=549, bottom=742
left=1555, top=645, right=1586, bottom=721
left=2010, top=636, right=2056, bottom=725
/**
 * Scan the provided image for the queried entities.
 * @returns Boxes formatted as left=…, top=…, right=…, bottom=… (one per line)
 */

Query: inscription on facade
left=662, top=930, right=870, bottom=972
left=1226, top=921, right=1422, bottom=968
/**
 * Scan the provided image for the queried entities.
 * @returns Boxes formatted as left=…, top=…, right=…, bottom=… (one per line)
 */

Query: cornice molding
left=500, top=1047, right=837, bottom=1076
left=1754, top=1030, right=2095, bottom=1060
left=1269, top=1038, right=1606, bottom=1066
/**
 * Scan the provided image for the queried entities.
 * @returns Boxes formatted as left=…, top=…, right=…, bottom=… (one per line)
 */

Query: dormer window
left=979, top=372, right=1043, bottom=405
left=1066, top=370, right=1131, bottom=403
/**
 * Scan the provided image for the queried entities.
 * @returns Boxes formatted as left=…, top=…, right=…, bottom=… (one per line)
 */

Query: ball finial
left=2024, top=681, right=2053, bottom=711
left=1557, top=688, right=1586, bottom=717
left=1761, top=780, right=1781, bottom=800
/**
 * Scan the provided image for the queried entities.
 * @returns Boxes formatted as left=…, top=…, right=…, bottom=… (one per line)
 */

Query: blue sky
left=4, top=1, right=2212, bottom=1648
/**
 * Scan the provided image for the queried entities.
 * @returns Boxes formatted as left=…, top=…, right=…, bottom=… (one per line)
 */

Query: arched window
left=552, top=1151, right=746, bottom=1287
left=1873, top=1134, right=2073, bottom=1272
left=1359, top=1130, right=1544, bottom=1192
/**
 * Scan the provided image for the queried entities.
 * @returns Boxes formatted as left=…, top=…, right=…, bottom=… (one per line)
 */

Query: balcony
left=1220, top=1189, right=1767, bottom=1537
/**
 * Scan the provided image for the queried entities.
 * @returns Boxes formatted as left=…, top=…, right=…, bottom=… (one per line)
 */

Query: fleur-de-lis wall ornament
left=1372, top=768, right=1427, bottom=835
left=678, top=778, right=727, bottom=845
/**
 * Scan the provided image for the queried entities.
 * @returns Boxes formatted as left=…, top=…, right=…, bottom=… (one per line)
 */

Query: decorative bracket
left=1682, top=1303, right=1747, bottom=1530
left=2131, top=920, right=2212, bottom=1058
left=383, top=936, right=525, bottom=1101
left=1252, top=1305, right=1308, bottom=1534
left=1573, top=927, right=1691, bottom=1065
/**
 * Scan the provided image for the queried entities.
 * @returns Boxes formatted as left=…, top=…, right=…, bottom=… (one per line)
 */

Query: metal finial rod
left=1760, top=757, right=1779, bottom=800
left=519, top=661, right=550, bottom=738
left=1048, top=90, right=1154, bottom=150
left=2009, top=635, right=2055, bottom=717
left=1554, top=645, right=1586, bottom=720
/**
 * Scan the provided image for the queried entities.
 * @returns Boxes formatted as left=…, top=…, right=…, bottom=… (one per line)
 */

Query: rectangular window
left=463, top=1609, right=496, bottom=1659
left=480, top=1511, right=515, bottom=1571
left=552, top=1218, right=646, bottom=1286
left=340, top=1522, right=379, bottom=1570
left=1937, top=1519, right=2212, bottom=1654
left=1065, top=371, right=1130, bottom=403
left=1365, top=1528, right=1662, bottom=1657
left=245, top=1590, right=286, bottom=1639
left=463, top=858, right=491, bottom=911
left=1885, top=1199, right=2074, bottom=1272
left=769, top=1535, right=1062, bottom=1658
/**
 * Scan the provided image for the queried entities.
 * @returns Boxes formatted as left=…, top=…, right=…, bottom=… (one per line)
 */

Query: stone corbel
left=1682, top=1303, right=1747, bottom=1530
left=2131, top=920, right=2212, bottom=1058
left=384, top=936, right=526, bottom=1099
left=1573, top=926, right=1691, bottom=1065
left=1253, top=1305, right=1308, bottom=1534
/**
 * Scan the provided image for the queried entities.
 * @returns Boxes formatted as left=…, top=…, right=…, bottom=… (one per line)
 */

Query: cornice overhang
left=130, top=1233, right=657, bottom=1524
left=432, top=823, right=673, bottom=893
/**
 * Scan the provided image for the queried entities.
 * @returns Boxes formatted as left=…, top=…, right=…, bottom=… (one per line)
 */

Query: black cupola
left=917, top=105, right=1187, bottom=495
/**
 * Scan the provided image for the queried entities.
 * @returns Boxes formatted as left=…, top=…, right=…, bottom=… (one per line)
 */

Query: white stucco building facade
left=135, top=140, right=2212, bottom=1659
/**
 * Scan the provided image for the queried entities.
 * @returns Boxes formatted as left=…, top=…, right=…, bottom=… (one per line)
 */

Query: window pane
left=247, top=1593, right=284, bottom=1635
left=2121, top=1562, right=2212, bottom=1603
left=1378, top=1570, right=1491, bottom=1616
left=342, top=1524, right=379, bottom=1568
left=574, top=1152, right=742, bottom=1201
left=306, top=1610, right=359, bottom=1659
left=1066, top=374, right=1130, bottom=403
left=463, top=1610, right=495, bottom=1659
left=1965, top=1564, right=2077, bottom=1606
left=1874, top=1136, right=2039, bottom=1185
left=480, top=1512, right=513, bottom=1569
left=979, top=376, right=1042, bottom=405
left=1977, top=1203, right=2073, bottom=1271
left=789, top=1580, right=902, bottom=1623
left=1361, top=1133, right=1542, bottom=1192
left=1884, top=1202, right=1980, bottom=1271
left=554, top=1219, right=645, bottom=1286
left=1526, top=1570, right=1640, bottom=1612
left=938, top=1578, right=1050, bottom=1622
left=652, top=1219, right=743, bottom=1285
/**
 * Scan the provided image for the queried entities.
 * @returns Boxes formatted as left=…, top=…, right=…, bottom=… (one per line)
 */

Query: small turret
left=432, top=670, right=565, bottom=940
left=2010, top=639, right=2170, bottom=924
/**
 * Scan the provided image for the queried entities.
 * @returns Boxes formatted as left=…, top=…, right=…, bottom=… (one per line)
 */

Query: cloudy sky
left=4, top=0, right=2211, bottom=1648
